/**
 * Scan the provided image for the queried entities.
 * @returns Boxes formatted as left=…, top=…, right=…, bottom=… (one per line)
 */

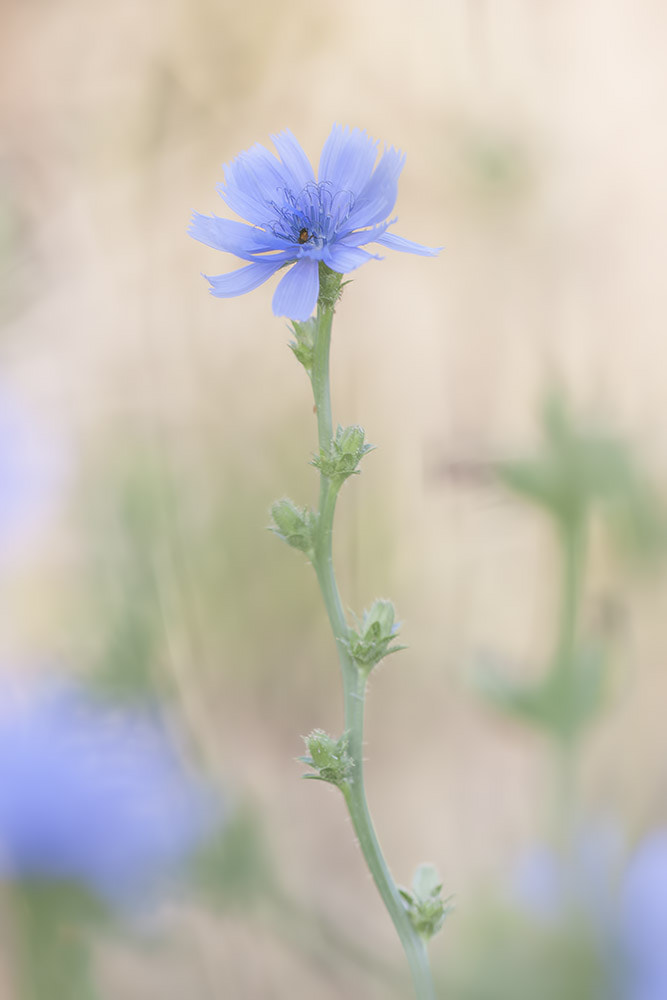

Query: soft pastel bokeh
left=2, top=1, right=667, bottom=997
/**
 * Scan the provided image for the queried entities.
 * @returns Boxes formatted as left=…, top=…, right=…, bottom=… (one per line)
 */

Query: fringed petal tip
left=375, top=231, right=443, bottom=257
left=204, top=259, right=284, bottom=298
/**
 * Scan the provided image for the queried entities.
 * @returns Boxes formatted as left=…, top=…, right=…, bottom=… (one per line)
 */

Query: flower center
left=267, top=182, right=355, bottom=248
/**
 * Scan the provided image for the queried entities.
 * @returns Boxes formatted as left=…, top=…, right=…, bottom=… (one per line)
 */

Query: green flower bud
left=299, top=730, right=353, bottom=788
left=338, top=424, right=366, bottom=455
left=288, top=318, right=316, bottom=371
left=270, top=498, right=318, bottom=556
left=311, top=424, right=374, bottom=483
left=343, top=599, right=407, bottom=673
left=398, top=864, right=452, bottom=940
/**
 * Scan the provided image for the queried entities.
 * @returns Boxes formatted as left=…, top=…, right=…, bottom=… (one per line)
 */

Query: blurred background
left=1, top=1, right=667, bottom=997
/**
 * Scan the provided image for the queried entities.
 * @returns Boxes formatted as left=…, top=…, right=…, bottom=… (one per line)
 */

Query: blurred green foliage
left=499, top=391, right=666, bottom=561
left=13, top=883, right=108, bottom=1000
left=473, top=391, right=666, bottom=743
left=442, top=903, right=604, bottom=1000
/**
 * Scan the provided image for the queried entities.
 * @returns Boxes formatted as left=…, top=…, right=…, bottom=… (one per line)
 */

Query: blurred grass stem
left=14, top=886, right=98, bottom=1000
left=552, top=515, right=587, bottom=858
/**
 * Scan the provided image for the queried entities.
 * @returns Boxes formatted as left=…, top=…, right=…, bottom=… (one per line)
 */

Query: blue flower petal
left=346, top=147, right=405, bottom=230
left=375, top=231, right=441, bottom=256
left=272, top=259, right=319, bottom=320
left=318, top=125, right=379, bottom=200
left=218, top=142, right=292, bottom=225
left=620, top=833, right=667, bottom=992
left=337, top=219, right=393, bottom=248
left=205, top=260, right=285, bottom=298
left=189, top=213, right=284, bottom=258
left=324, top=244, right=379, bottom=273
left=270, top=129, right=315, bottom=193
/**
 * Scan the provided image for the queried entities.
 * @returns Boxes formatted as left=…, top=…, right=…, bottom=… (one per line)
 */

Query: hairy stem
left=307, top=279, right=436, bottom=1000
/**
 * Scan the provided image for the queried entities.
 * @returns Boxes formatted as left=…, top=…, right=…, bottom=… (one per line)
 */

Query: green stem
left=308, top=277, right=436, bottom=1000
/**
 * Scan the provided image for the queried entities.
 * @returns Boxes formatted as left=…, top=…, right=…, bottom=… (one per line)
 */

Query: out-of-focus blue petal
left=272, top=258, right=319, bottom=320
left=346, top=147, right=405, bottom=230
left=270, top=129, right=315, bottom=192
left=189, top=213, right=284, bottom=258
left=0, top=678, right=217, bottom=908
left=318, top=125, right=379, bottom=200
left=375, top=231, right=442, bottom=256
left=619, top=833, right=667, bottom=999
left=324, top=244, right=379, bottom=273
left=511, top=846, right=563, bottom=920
left=205, top=260, right=285, bottom=298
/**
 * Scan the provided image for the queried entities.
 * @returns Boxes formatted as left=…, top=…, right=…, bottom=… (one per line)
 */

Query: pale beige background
left=1, top=1, right=667, bottom=997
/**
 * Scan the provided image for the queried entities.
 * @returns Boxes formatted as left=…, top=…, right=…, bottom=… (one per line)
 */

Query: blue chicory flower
left=189, top=124, right=440, bottom=320
left=0, top=677, right=216, bottom=908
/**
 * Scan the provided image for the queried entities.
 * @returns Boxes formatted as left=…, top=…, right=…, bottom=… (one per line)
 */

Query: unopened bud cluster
left=311, top=425, right=374, bottom=484
left=299, top=730, right=353, bottom=788
left=270, top=498, right=318, bottom=556
left=399, top=864, right=452, bottom=941
left=343, top=599, right=406, bottom=672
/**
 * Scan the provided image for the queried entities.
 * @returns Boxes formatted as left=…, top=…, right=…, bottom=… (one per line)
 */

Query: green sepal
left=311, top=424, right=375, bottom=484
left=342, top=599, right=406, bottom=673
left=288, top=318, right=317, bottom=372
left=399, top=863, right=453, bottom=940
left=270, top=498, right=318, bottom=558
left=317, top=263, right=345, bottom=311
left=299, top=729, right=353, bottom=788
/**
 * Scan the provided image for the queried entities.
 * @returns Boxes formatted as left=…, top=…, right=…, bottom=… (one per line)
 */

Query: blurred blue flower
left=617, top=832, right=667, bottom=1000
left=512, top=826, right=620, bottom=929
left=190, top=124, right=440, bottom=320
left=0, top=677, right=216, bottom=908
left=512, top=828, right=667, bottom=1000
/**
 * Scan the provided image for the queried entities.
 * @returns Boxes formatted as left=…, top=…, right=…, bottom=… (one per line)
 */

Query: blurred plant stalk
left=476, top=392, right=666, bottom=860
